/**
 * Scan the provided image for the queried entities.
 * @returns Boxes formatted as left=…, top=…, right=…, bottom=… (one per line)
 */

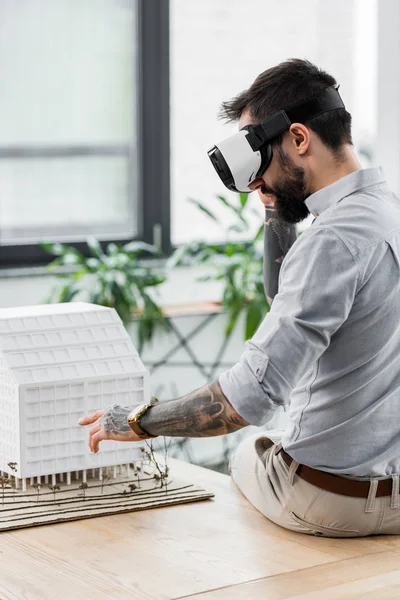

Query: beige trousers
left=229, top=430, right=400, bottom=537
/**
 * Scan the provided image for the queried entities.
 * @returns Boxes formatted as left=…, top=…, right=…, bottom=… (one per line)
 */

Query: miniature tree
left=49, top=484, right=61, bottom=505
left=32, top=483, right=43, bottom=504
left=0, top=477, right=10, bottom=506
left=134, top=465, right=141, bottom=489
left=101, top=475, right=110, bottom=496
left=144, top=440, right=165, bottom=483
left=7, top=463, right=18, bottom=501
left=78, top=482, right=88, bottom=502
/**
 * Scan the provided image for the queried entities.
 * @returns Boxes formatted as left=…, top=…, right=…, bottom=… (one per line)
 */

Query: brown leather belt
left=274, top=443, right=393, bottom=498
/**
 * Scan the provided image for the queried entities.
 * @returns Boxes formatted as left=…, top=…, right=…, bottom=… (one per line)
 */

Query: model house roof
left=0, top=302, right=144, bottom=385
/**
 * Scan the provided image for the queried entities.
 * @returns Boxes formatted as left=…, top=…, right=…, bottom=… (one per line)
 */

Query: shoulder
left=315, top=186, right=400, bottom=258
left=279, top=225, right=359, bottom=289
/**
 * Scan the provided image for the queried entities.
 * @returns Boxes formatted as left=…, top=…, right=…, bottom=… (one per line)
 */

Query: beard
left=261, top=146, right=310, bottom=224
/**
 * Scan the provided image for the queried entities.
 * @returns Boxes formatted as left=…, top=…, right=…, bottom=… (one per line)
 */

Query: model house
left=0, top=302, right=149, bottom=491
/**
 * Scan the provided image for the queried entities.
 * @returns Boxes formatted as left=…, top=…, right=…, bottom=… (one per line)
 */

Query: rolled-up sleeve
left=219, top=227, right=360, bottom=426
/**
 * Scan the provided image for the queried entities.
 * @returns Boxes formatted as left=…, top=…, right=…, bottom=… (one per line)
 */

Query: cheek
left=257, top=188, right=276, bottom=207
left=261, top=151, right=280, bottom=185
left=257, top=189, right=266, bottom=203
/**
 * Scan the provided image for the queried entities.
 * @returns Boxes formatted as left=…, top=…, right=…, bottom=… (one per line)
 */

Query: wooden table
left=1, top=457, right=400, bottom=599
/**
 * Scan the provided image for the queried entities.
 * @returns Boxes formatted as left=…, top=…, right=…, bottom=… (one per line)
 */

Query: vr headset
left=207, top=87, right=345, bottom=193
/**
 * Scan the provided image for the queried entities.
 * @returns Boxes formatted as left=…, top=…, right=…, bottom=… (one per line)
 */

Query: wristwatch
left=127, top=397, right=159, bottom=440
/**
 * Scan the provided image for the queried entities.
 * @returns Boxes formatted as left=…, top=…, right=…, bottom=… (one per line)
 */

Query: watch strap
left=128, top=397, right=159, bottom=440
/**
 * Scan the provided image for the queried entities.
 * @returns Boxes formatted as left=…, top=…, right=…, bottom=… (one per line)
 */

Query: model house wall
left=0, top=302, right=148, bottom=489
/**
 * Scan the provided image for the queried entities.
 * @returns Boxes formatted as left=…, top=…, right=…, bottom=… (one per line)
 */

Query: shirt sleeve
left=219, top=227, right=360, bottom=426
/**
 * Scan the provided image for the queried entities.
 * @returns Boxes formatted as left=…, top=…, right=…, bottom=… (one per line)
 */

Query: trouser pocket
left=290, top=511, right=360, bottom=537
left=254, top=435, right=275, bottom=468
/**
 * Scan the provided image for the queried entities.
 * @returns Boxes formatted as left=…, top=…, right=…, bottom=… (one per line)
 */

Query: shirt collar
left=305, top=167, right=387, bottom=218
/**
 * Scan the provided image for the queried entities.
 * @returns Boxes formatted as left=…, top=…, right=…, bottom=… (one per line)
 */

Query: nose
left=248, top=176, right=264, bottom=192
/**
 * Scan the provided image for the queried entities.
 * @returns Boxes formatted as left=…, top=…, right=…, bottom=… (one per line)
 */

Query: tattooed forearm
left=139, top=380, right=249, bottom=438
left=101, top=405, right=132, bottom=436
left=264, top=206, right=297, bottom=301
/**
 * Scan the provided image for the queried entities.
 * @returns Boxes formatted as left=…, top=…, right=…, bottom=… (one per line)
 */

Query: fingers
left=78, top=409, right=106, bottom=426
left=88, top=422, right=103, bottom=453
left=78, top=408, right=108, bottom=453
left=91, top=430, right=106, bottom=454
left=88, top=423, right=102, bottom=447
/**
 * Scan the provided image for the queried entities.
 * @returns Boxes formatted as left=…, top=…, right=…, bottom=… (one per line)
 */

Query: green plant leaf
left=188, top=198, right=219, bottom=223
left=123, top=241, right=160, bottom=255
left=166, top=244, right=191, bottom=269
left=107, top=243, right=119, bottom=256
left=250, top=207, right=263, bottom=217
left=239, top=193, right=249, bottom=209
left=87, top=237, right=104, bottom=259
left=40, top=233, right=166, bottom=348
left=40, top=242, right=65, bottom=256
left=61, top=252, right=82, bottom=266
left=254, top=223, right=264, bottom=241
left=115, top=301, right=132, bottom=325
left=86, top=257, right=100, bottom=271
left=137, top=291, right=168, bottom=345
left=143, top=273, right=166, bottom=287
left=224, top=304, right=242, bottom=337
left=42, top=243, right=86, bottom=268
left=227, top=223, right=246, bottom=234
left=215, top=194, right=237, bottom=212
left=245, top=302, right=264, bottom=340
left=216, top=195, right=248, bottom=227
left=45, top=257, right=63, bottom=273
left=56, top=284, right=80, bottom=303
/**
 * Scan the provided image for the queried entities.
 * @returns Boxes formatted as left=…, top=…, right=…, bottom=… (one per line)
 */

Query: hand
left=78, top=404, right=141, bottom=453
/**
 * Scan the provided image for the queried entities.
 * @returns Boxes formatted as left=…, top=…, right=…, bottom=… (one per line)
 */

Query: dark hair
left=220, top=59, right=352, bottom=157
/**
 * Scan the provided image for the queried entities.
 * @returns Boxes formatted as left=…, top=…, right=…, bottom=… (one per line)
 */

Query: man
left=79, top=59, right=400, bottom=537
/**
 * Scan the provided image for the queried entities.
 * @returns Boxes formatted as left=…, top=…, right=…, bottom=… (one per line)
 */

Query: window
left=0, top=0, right=170, bottom=267
left=1, top=0, right=379, bottom=265
left=170, top=0, right=378, bottom=243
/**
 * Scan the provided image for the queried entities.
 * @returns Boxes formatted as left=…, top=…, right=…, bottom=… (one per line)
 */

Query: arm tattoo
left=264, top=206, right=297, bottom=302
left=101, top=405, right=132, bottom=437
left=139, top=380, right=249, bottom=438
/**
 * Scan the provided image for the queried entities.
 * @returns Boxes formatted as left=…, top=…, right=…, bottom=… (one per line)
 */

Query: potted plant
left=41, top=238, right=167, bottom=347
left=168, top=193, right=270, bottom=341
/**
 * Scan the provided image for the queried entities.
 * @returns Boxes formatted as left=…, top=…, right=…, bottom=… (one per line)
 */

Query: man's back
left=283, top=167, right=400, bottom=477
left=221, top=167, right=400, bottom=478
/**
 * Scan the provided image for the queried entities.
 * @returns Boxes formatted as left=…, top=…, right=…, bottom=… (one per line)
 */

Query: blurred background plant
left=168, top=193, right=270, bottom=340
left=41, top=238, right=167, bottom=347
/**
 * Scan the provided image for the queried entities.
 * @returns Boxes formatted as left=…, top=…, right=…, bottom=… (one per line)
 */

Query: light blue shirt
left=220, top=167, right=400, bottom=477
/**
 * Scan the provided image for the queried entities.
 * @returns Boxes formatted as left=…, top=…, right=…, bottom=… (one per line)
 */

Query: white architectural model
left=0, top=302, right=149, bottom=491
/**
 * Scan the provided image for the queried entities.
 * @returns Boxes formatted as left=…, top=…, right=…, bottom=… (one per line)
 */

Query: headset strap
left=246, top=87, right=345, bottom=151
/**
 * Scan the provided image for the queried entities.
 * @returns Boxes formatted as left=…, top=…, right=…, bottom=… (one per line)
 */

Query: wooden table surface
left=0, top=457, right=400, bottom=600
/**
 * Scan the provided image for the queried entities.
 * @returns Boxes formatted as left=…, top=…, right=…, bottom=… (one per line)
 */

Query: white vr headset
left=207, top=87, right=345, bottom=193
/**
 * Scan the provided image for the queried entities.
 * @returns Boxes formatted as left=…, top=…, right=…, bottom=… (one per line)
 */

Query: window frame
left=0, top=0, right=171, bottom=269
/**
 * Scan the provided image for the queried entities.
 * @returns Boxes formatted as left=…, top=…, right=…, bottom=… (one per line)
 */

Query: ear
left=288, top=123, right=310, bottom=156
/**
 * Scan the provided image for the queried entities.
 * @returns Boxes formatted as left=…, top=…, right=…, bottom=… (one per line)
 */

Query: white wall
left=170, top=0, right=362, bottom=245
left=376, top=0, right=400, bottom=192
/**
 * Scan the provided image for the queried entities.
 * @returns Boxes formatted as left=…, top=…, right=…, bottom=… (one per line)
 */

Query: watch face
left=128, top=404, right=147, bottom=422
